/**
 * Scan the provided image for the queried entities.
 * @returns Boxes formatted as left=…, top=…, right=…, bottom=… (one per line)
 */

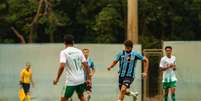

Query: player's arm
left=107, top=51, right=121, bottom=71
left=81, top=52, right=91, bottom=83
left=136, top=52, right=149, bottom=77
left=53, top=51, right=66, bottom=85
left=83, top=62, right=91, bottom=81
left=90, top=61, right=95, bottom=78
left=172, top=64, right=176, bottom=71
left=30, top=70, right=35, bottom=87
left=159, top=58, right=171, bottom=71
left=107, top=60, right=118, bottom=71
left=142, top=56, right=149, bottom=77
left=91, top=68, right=95, bottom=78
left=170, top=61, right=176, bottom=70
left=160, top=65, right=171, bottom=71
left=53, top=63, right=65, bottom=85
left=19, top=70, right=24, bottom=87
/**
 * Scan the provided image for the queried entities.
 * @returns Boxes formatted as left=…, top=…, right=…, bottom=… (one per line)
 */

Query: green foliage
left=1, top=0, right=201, bottom=46
left=139, top=0, right=201, bottom=48
left=94, top=5, right=122, bottom=43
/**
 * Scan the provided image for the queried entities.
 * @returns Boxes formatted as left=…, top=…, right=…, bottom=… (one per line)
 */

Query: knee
left=171, top=88, right=176, bottom=94
left=78, top=94, right=85, bottom=100
left=120, top=86, right=127, bottom=93
left=60, top=97, right=66, bottom=101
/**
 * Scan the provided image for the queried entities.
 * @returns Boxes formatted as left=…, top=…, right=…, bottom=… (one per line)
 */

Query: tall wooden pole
left=127, top=0, right=138, bottom=43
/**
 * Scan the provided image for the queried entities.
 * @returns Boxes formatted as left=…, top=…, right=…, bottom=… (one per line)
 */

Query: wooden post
left=127, top=0, right=138, bottom=43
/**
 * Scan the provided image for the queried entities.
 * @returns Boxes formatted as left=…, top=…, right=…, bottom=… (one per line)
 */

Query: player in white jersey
left=53, top=35, right=91, bottom=101
left=160, top=46, right=177, bottom=101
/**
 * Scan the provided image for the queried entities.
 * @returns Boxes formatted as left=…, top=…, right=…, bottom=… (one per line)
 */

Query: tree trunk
left=29, top=0, right=44, bottom=43
left=11, top=27, right=26, bottom=44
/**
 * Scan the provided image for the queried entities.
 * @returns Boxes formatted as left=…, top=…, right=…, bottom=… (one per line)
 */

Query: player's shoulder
left=60, top=48, right=66, bottom=53
left=132, top=49, right=137, bottom=52
left=161, top=56, right=167, bottom=60
left=116, top=50, right=124, bottom=56
left=131, top=50, right=142, bottom=55
left=61, top=47, right=80, bottom=53
left=21, top=68, right=25, bottom=72
left=88, top=57, right=94, bottom=62
left=171, top=55, right=176, bottom=59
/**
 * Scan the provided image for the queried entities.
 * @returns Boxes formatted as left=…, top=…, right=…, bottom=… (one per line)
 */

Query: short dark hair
left=64, top=34, right=74, bottom=45
left=165, top=46, right=172, bottom=50
left=124, top=40, right=133, bottom=48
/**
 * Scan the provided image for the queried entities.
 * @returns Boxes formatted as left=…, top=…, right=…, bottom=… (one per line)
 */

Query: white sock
left=129, top=91, right=139, bottom=97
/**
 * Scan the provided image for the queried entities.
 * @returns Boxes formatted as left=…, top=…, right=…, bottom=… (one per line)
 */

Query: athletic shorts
left=61, top=83, right=86, bottom=98
left=119, top=77, right=134, bottom=90
left=163, top=81, right=176, bottom=89
left=21, top=83, right=30, bottom=94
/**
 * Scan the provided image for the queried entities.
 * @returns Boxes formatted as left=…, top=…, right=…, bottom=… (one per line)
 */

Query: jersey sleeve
left=114, top=52, right=122, bottom=61
left=159, top=58, right=165, bottom=68
left=135, top=52, right=144, bottom=61
left=59, top=51, right=66, bottom=63
left=91, top=59, right=95, bottom=69
left=174, top=57, right=176, bottom=65
left=19, top=69, right=24, bottom=81
left=81, top=52, right=87, bottom=63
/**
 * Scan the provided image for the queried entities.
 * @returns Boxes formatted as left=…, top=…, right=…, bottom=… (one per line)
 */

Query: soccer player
left=19, top=63, right=34, bottom=101
left=82, top=48, right=95, bottom=101
left=107, top=40, right=149, bottom=101
left=160, top=46, right=177, bottom=101
left=53, top=35, right=91, bottom=101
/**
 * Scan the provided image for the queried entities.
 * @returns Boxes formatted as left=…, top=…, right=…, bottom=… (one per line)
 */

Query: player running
left=107, top=40, right=149, bottom=101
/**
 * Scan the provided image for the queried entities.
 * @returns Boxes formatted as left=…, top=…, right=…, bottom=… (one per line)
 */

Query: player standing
left=53, top=35, right=91, bottom=101
left=160, top=46, right=177, bottom=101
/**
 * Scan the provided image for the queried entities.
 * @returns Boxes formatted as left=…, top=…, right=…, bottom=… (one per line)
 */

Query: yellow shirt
left=20, top=69, right=32, bottom=84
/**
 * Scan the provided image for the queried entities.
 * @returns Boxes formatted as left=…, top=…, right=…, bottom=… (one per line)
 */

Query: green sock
left=164, top=94, right=168, bottom=101
left=172, top=93, right=176, bottom=101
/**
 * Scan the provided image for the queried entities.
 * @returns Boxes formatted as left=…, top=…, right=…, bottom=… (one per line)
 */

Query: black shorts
left=119, top=77, right=134, bottom=90
left=22, top=83, right=30, bottom=94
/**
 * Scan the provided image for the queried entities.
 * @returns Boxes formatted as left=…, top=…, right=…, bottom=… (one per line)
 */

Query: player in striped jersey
left=107, top=40, right=149, bottom=101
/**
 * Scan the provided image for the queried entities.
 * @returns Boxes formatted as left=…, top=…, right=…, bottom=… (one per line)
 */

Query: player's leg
left=164, top=89, right=169, bottom=101
left=85, top=91, right=92, bottom=101
left=118, top=84, right=127, bottom=101
left=60, top=97, right=66, bottom=101
left=19, top=83, right=26, bottom=101
left=170, top=81, right=176, bottom=101
left=61, top=86, right=75, bottom=101
left=76, top=83, right=86, bottom=101
left=27, top=84, right=31, bottom=101
left=26, top=92, right=31, bottom=101
left=118, top=77, right=124, bottom=101
left=163, top=82, right=169, bottom=101
left=126, top=89, right=138, bottom=101
left=22, top=83, right=31, bottom=101
left=86, top=82, right=92, bottom=101
left=120, top=77, right=135, bottom=100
